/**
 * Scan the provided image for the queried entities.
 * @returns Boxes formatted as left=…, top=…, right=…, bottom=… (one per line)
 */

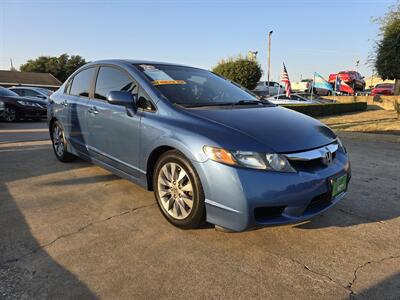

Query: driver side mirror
left=106, top=91, right=137, bottom=107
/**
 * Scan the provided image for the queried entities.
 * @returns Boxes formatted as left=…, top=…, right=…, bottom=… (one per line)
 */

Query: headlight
left=203, top=146, right=295, bottom=172
left=17, top=101, right=38, bottom=107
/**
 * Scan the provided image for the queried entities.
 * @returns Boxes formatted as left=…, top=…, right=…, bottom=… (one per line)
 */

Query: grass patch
left=283, top=102, right=367, bottom=117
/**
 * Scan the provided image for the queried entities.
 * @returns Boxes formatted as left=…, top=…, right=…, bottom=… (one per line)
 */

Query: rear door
left=87, top=65, right=142, bottom=177
left=65, top=67, right=97, bottom=155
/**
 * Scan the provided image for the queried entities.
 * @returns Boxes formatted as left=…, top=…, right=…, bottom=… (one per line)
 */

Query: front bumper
left=192, top=149, right=351, bottom=232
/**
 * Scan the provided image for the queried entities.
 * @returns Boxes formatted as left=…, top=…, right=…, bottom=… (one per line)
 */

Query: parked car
left=292, top=79, right=332, bottom=96
left=0, top=87, right=47, bottom=122
left=0, top=100, right=5, bottom=118
left=9, top=86, right=53, bottom=100
left=328, top=71, right=365, bottom=92
left=48, top=59, right=351, bottom=232
left=371, top=83, right=394, bottom=96
left=267, top=93, right=318, bottom=105
left=254, top=81, right=284, bottom=96
left=294, top=93, right=336, bottom=103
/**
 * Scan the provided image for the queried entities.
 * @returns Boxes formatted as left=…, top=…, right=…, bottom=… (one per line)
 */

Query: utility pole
left=10, top=58, right=16, bottom=71
left=267, top=30, right=273, bottom=85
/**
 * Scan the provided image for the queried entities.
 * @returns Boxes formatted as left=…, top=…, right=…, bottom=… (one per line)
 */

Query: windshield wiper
left=232, top=100, right=271, bottom=106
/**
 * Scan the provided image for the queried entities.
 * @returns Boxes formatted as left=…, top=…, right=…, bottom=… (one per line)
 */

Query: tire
left=3, top=107, right=19, bottom=122
left=51, top=121, right=76, bottom=162
left=153, top=150, right=206, bottom=229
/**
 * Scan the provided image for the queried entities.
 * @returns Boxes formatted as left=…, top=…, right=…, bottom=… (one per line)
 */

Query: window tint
left=70, top=68, right=95, bottom=97
left=94, top=67, right=137, bottom=100
left=24, top=89, right=41, bottom=97
left=11, top=89, right=24, bottom=96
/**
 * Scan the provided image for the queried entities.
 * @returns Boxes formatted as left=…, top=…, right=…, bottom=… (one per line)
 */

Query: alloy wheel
left=52, top=125, right=65, bottom=157
left=3, top=108, right=16, bottom=122
left=157, top=162, right=194, bottom=220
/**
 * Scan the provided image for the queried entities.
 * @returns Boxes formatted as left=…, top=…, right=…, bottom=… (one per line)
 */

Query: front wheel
left=51, top=121, right=76, bottom=162
left=3, top=107, right=19, bottom=122
left=153, top=150, right=205, bottom=229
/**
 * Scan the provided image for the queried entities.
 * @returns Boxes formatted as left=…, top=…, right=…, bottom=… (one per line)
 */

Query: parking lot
left=0, top=121, right=399, bottom=299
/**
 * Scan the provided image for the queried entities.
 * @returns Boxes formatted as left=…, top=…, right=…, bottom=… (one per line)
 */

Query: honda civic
left=48, top=60, right=351, bottom=231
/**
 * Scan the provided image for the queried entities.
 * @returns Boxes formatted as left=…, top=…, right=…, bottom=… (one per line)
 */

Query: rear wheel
left=3, top=107, right=19, bottom=122
left=153, top=150, right=205, bottom=229
left=51, top=121, right=76, bottom=162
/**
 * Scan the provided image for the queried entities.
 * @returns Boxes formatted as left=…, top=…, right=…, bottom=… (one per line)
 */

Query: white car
left=254, top=81, right=285, bottom=96
left=267, top=94, right=317, bottom=105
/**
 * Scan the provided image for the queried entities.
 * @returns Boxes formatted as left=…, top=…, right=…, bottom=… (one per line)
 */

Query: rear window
left=69, top=68, right=96, bottom=97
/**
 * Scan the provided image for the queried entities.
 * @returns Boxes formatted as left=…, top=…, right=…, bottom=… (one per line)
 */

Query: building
left=0, top=70, right=62, bottom=90
left=364, top=75, right=395, bottom=89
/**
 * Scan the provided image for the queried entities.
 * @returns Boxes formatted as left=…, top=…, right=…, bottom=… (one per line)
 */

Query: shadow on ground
left=0, top=148, right=97, bottom=299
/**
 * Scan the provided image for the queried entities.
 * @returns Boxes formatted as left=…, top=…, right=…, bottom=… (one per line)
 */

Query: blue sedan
left=48, top=60, right=351, bottom=232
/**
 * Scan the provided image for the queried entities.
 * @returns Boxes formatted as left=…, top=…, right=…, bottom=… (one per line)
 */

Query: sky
left=0, top=0, right=396, bottom=82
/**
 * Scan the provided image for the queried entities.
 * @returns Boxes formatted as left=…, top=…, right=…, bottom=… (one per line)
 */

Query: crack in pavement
left=0, top=203, right=155, bottom=266
left=347, top=254, right=400, bottom=298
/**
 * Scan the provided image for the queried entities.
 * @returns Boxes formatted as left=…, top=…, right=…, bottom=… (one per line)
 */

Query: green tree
left=212, top=56, right=262, bottom=90
left=374, top=1, right=400, bottom=95
left=20, top=54, right=86, bottom=82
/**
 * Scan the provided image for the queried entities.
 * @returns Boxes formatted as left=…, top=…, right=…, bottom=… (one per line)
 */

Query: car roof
left=87, top=59, right=191, bottom=68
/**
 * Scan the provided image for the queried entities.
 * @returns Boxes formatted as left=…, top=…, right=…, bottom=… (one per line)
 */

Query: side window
left=12, top=89, right=24, bottom=96
left=69, top=68, right=96, bottom=97
left=94, top=66, right=137, bottom=100
left=24, top=89, right=40, bottom=97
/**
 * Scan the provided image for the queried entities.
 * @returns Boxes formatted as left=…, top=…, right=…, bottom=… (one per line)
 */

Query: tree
left=374, top=1, right=400, bottom=95
left=212, top=56, right=262, bottom=90
left=20, top=54, right=86, bottom=82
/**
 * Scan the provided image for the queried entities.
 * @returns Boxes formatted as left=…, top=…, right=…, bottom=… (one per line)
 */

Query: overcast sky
left=0, top=0, right=396, bottom=81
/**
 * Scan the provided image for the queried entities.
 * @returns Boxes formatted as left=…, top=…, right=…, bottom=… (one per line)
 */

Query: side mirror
left=106, top=91, right=137, bottom=107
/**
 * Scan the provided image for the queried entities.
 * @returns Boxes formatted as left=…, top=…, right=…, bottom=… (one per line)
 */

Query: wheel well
left=146, top=146, right=174, bottom=191
left=49, top=117, right=57, bottom=136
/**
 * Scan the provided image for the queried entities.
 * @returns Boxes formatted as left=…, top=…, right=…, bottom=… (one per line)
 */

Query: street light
left=267, top=30, right=273, bottom=87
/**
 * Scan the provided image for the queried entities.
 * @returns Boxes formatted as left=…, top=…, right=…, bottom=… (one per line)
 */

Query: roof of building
left=0, top=70, right=62, bottom=88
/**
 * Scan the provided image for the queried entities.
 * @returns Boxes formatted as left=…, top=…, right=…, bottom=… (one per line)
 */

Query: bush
left=282, top=102, right=367, bottom=117
left=212, top=56, right=262, bottom=90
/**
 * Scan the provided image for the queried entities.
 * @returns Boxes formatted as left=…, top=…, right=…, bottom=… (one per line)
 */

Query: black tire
left=153, top=150, right=206, bottom=229
left=3, top=107, right=19, bottom=122
left=51, top=121, right=76, bottom=162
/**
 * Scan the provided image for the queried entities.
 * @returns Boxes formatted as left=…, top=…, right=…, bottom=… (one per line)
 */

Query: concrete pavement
left=0, top=121, right=399, bottom=299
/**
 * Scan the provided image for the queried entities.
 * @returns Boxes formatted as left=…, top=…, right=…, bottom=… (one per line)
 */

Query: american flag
left=280, top=63, right=291, bottom=97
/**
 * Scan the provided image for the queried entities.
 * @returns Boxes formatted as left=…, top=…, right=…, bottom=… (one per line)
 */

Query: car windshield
left=134, top=64, right=258, bottom=106
left=0, top=87, right=19, bottom=97
left=375, top=84, right=393, bottom=88
left=37, top=88, right=53, bottom=95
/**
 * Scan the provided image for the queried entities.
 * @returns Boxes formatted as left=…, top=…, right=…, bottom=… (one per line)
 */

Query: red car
left=328, top=71, right=366, bottom=92
left=371, top=83, right=394, bottom=96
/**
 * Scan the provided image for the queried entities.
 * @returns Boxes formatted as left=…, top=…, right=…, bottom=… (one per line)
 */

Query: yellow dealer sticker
left=152, top=80, right=186, bottom=86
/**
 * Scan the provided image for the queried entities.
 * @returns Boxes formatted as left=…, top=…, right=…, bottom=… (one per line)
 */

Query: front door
left=87, top=66, right=141, bottom=178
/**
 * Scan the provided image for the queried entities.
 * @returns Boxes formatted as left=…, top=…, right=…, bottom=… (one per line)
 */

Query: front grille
left=288, top=152, right=336, bottom=171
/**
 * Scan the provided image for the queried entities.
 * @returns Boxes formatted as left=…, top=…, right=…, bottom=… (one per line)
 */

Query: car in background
left=9, top=86, right=53, bottom=101
left=328, top=71, right=365, bottom=92
left=294, top=93, right=336, bottom=103
left=292, top=79, right=332, bottom=96
left=371, top=83, right=394, bottom=96
left=48, top=59, right=350, bottom=232
left=254, top=81, right=285, bottom=96
left=266, top=93, right=317, bottom=105
left=0, top=100, right=5, bottom=118
left=0, top=87, right=47, bottom=122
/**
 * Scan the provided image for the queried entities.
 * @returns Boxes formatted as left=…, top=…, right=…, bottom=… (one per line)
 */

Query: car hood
left=185, top=106, right=336, bottom=153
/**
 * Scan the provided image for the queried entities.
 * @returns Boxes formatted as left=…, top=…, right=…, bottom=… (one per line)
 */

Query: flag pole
left=311, top=72, right=315, bottom=101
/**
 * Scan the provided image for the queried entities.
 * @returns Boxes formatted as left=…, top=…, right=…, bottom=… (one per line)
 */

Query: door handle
left=61, top=100, right=68, bottom=107
left=88, top=106, right=99, bottom=115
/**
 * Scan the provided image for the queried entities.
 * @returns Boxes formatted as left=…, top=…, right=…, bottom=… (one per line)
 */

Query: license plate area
left=330, top=173, right=348, bottom=198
